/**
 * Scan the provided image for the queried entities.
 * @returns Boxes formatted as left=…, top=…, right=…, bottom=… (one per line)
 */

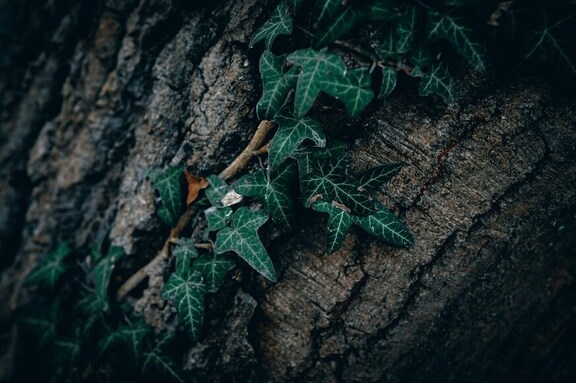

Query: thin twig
left=116, top=208, right=196, bottom=300
left=333, top=39, right=414, bottom=75
left=194, top=243, right=213, bottom=250
left=218, top=120, right=274, bottom=180
left=116, top=120, right=275, bottom=300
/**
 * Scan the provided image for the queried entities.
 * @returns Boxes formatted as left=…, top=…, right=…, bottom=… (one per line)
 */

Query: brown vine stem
left=116, top=120, right=275, bottom=301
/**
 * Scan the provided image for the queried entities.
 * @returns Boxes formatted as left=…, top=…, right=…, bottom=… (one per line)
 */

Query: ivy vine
left=17, top=0, right=576, bottom=382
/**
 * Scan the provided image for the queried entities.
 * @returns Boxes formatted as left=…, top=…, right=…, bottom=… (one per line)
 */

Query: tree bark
left=1, top=0, right=575, bottom=382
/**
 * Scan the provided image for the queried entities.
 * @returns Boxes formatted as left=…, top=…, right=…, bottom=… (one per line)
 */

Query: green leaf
left=250, top=0, right=293, bottom=50
left=395, top=6, right=419, bottom=53
left=379, top=66, right=397, bottom=99
left=376, top=30, right=397, bottom=59
left=287, top=48, right=346, bottom=117
left=192, top=253, right=236, bottom=292
left=151, top=166, right=183, bottom=227
left=312, top=200, right=354, bottom=253
left=26, top=243, right=71, bottom=289
left=355, top=203, right=414, bottom=247
left=234, top=162, right=298, bottom=231
left=525, top=21, right=576, bottom=79
left=409, top=44, right=433, bottom=68
left=269, top=112, right=326, bottom=169
left=214, top=207, right=276, bottom=282
left=314, top=6, right=358, bottom=48
left=320, top=67, right=374, bottom=118
left=300, top=157, right=375, bottom=215
left=162, top=270, right=206, bottom=340
left=358, top=163, right=403, bottom=191
left=19, top=302, right=60, bottom=346
left=173, top=238, right=199, bottom=274
left=315, top=0, right=341, bottom=27
left=205, top=175, right=229, bottom=206
left=97, top=320, right=150, bottom=360
left=90, top=246, right=125, bottom=312
left=290, top=140, right=347, bottom=176
left=428, top=11, right=486, bottom=73
left=359, top=1, right=397, bottom=21
left=204, top=206, right=233, bottom=231
left=143, top=332, right=185, bottom=383
left=417, top=62, right=456, bottom=105
left=257, top=51, right=299, bottom=120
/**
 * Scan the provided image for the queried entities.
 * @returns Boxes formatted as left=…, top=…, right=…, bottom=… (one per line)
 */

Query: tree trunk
left=1, top=0, right=575, bottom=382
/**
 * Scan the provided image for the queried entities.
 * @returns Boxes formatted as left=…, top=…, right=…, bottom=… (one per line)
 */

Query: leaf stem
left=116, top=120, right=274, bottom=300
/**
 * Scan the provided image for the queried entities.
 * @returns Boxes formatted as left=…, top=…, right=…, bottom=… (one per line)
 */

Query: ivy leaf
left=358, top=163, right=403, bottom=191
left=300, top=157, right=375, bottom=215
left=379, top=66, right=397, bottom=99
left=234, top=162, right=298, bottom=231
left=291, top=140, right=347, bottom=176
left=97, top=320, right=150, bottom=360
left=355, top=203, right=414, bottom=247
left=173, top=238, right=199, bottom=274
left=19, top=302, right=60, bottom=346
left=376, top=30, right=397, bottom=59
left=312, top=200, right=354, bottom=254
left=320, top=67, right=374, bottom=118
left=359, top=1, right=397, bottom=21
left=409, top=44, right=433, bottom=68
left=151, top=166, right=183, bottom=227
left=417, top=62, right=456, bottom=105
left=214, top=207, right=276, bottom=282
left=204, top=206, right=233, bottom=231
left=143, top=332, right=185, bottom=383
left=428, top=11, right=487, bottom=73
left=525, top=21, right=576, bottom=80
left=25, top=243, right=71, bottom=289
left=250, top=0, right=293, bottom=50
left=257, top=51, right=299, bottom=120
left=89, top=246, right=125, bottom=312
left=162, top=270, right=206, bottom=340
left=269, top=112, right=326, bottom=169
left=287, top=48, right=346, bottom=117
left=192, top=253, right=236, bottom=292
left=395, top=6, right=419, bottom=53
left=314, top=0, right=341, bottom=27
left=205, top=175, right=229, bottom=206
left=314, top=6, right=358, bottom=48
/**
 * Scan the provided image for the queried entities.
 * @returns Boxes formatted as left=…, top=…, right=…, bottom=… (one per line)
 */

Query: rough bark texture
left=1, top=0, right=575, bottom=382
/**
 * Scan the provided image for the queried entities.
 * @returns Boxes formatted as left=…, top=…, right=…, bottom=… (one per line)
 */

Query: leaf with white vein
left=300, top=157, right=375, bottom=215
left=417, top=62, right=456, bottom=105
left=250, top=0, right=293, bottom=50
left=320, top=67, right=374, bottom=118
left=192, top=253, right=236, bottom=292
left=234, top=162, right=298, bottom=231
left=312, top=200, right=354, bottom=253
left=287, top=48, right=346, bottom=117
left=151, top=166, right=183, bottom=227
left=269, top=111, right=326, bottom=169
left=379, top=66, right=397, bottom=99
left=257, top=51, right=298, bottom=120
left=173, top=238, right=198, bottom=274
left=427, top=11, right=486, bottom=73
left=204, top=206, right=233, bottom=231
left=214, top=207, right=276, bottom=282
left=162, top=270, right=206, bottom=340
left=355, top=203, right=414, bottom=247
left=358, top=163, right=403, bottom=191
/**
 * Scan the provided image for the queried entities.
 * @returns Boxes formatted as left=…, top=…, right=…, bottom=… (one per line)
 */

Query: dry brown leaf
left=184, top=170, right=209, bottom=205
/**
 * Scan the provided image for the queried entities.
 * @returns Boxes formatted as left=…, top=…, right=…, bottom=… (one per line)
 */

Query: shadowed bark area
left=1, top=0, right=575, bottom=382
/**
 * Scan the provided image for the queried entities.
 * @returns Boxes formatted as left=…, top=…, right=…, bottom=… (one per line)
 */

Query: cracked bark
left=1, top=0, right=575, bottom=382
